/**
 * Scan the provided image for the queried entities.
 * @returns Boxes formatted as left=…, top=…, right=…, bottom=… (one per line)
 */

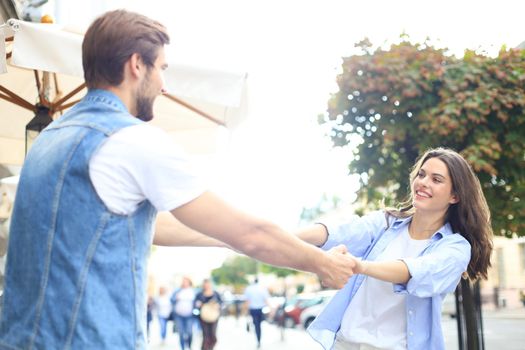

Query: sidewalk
left=483, top=307, right=525, bottom=319
left=149, top=316, right=322, bottom=350
left=147, top=308, right=525, bottom=350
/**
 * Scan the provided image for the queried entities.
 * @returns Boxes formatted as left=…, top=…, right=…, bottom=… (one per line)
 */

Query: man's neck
left=104, top=85, right=136, bottom=116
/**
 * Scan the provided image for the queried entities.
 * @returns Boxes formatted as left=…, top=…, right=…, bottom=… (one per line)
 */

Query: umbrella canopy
left=0, top=19, right=248, bottom=166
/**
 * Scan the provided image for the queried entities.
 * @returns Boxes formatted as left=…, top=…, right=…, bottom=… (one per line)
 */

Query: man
left=244, top=278, right=271, bottom=348
left=0, top=10, right=355, bottom=349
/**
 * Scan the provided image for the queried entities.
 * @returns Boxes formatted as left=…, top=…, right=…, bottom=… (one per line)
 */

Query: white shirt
left=89, top=124, right=205, bottom=215
left=155, top=294, right=173, bottom=319
left=244, top=283, right=270, bottom=309
left=339, top=226, right=430, bottom=350
left=174, top=288, right=196, bottom=317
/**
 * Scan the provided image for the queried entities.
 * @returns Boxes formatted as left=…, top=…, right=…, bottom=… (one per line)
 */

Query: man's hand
left=317, top=244, right=357, bottom=289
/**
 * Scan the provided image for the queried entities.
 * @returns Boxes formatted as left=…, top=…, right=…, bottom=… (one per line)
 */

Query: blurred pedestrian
left=195, top=279, right=222, bottom=350
left=146, top=295, right=154, bottom=341
left=244, top=278, right=270, bottom=348
left=172, top=276, right=196, bottom=349
left=154, top=286, right=172, bottom=345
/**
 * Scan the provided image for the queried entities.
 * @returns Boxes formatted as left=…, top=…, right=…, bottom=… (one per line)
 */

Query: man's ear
left=128, top=53, right=143, bottom=79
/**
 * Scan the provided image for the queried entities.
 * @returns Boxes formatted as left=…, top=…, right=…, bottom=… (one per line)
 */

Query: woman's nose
left=419, top=176, right=430, bottom=187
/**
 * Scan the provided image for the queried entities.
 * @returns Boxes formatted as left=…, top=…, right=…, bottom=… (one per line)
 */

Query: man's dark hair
left=82, top=9, right=170, bottom=89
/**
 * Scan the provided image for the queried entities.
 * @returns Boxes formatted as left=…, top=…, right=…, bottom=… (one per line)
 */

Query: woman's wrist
left=357, top=259, right=368, bottom=275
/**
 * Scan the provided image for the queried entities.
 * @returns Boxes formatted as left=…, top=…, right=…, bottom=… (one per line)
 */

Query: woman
left=297, top=148, right=493, bottom=350
left=172, top=276, right=196, bottom=350
left=195, top=278, right=223, bottom=350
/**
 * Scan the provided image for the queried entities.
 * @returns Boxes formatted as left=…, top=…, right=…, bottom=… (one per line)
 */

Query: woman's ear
left=449, top=193, right=459, bottom=204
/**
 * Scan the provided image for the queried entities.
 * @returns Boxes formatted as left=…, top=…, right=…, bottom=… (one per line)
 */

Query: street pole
left=455, top=279, right=485, bottom=350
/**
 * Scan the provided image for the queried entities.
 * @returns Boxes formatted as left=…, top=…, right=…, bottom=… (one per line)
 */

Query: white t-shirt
left=244, top=283, right=270, bottom=309
left=155, top=294, right=173, bottom=319
left=339, top=226, right=430, bottom=350
left=174, top=288, right=196, bottom=317
left=89, top=124, right=206, bottom=215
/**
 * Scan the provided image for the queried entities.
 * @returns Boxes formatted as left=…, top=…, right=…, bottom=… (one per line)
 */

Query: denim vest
left=0, top=90, right=157, bottom=350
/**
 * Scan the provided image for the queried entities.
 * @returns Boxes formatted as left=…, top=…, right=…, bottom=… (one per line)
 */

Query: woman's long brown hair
left=387, top=148, right=493, bottom=280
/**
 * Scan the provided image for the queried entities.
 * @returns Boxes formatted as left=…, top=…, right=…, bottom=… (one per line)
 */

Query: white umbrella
left=0, top=18, right=248, bottom=166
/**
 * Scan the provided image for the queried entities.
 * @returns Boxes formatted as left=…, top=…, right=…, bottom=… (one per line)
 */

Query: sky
left=24, top=0, right=525, bottom=283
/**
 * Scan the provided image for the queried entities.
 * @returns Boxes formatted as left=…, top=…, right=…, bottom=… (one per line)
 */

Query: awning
left=1, top=19, right=248, bottom=165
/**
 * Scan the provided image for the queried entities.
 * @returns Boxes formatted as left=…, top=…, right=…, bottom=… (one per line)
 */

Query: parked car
left=300, top=295, right=333, bottom=329
left=277, top=290, right=336, bottom=328
left=263, top=296, right=285, bottom=322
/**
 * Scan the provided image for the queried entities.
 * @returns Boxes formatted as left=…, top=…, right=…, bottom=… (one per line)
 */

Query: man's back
left=244, top=282, right=270, bottom=310
left=0, top=91, right=156, bottom=350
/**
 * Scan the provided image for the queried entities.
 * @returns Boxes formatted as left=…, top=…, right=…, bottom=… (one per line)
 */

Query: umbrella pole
left=0, top=85, right=34, bottom=111
left=51, top=83, right=86, bottom=112
left=163, top=93, right=226, bottom=127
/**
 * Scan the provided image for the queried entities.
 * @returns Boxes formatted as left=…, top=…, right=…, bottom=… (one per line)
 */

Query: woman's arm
left=294, top=224, right=329, bottom=247
left=356, top=260, right=411, bottom=284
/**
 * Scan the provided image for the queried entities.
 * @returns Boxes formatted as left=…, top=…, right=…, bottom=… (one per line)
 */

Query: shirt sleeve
left=320, top=210, right=388, bottom=257
left=393, top=234, right=471, bottom=297
left=90, top=124, right=207, bottom=214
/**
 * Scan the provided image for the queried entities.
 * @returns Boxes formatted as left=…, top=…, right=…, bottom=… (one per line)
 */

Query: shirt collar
left=391, top=215, right=455, bottom=240
left=84, top=89, right=129, bottom=114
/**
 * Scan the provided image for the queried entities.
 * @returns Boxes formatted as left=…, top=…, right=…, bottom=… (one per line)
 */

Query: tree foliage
left=323, top=37, right=525, bottom=237
left=211, top=255, right=297, bottom=289
left=211, top=255, right=257, bottom=288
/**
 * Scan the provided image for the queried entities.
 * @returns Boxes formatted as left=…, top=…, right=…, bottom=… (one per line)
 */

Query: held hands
left=318, top=244, right=360, bottom=289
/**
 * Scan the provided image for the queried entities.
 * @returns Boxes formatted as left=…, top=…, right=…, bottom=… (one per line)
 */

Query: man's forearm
left=234, top=220, right=324, bottom=272
left=171, top=191, right=355, bottom=289
left=154, top=212, right=228, bottom=247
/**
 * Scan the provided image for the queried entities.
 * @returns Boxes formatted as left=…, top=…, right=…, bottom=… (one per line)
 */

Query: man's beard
left=136, top=94, right=155, bottom=122
left=135, top=73, right=155, bottom=122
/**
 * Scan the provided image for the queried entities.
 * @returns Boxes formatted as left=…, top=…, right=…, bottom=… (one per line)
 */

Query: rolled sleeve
left=320, top=210, right=388, bottom=257
left=394, top=235, right=471, bottom=297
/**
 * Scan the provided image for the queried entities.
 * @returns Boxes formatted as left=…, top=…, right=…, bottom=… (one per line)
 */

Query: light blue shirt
left=244, top=283, right=270, bottom=309
left=307, top=210, right=471, bottom=350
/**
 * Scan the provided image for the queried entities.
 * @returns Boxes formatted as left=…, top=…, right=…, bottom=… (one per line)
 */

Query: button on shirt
left=307, top=210, right=471, bottom=350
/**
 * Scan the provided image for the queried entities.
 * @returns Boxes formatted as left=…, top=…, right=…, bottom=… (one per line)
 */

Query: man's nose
left=160, top=74, right=167, bottom=94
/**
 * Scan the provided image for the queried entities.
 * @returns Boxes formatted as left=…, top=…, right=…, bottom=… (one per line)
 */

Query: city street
left=149, top=316, right=319, bottom=350
left=149, top=308, right=525, bottom=350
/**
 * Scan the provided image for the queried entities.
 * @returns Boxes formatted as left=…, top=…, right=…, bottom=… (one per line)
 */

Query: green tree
left=211, top=255, right=298, bottom=290
left=322, top=36, right=525, bottom=349
left=260, top=264, right=298, bottom=278
left=323, top=37, right=525, bottom=237
left=211, top=255, right=257, bottom=290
